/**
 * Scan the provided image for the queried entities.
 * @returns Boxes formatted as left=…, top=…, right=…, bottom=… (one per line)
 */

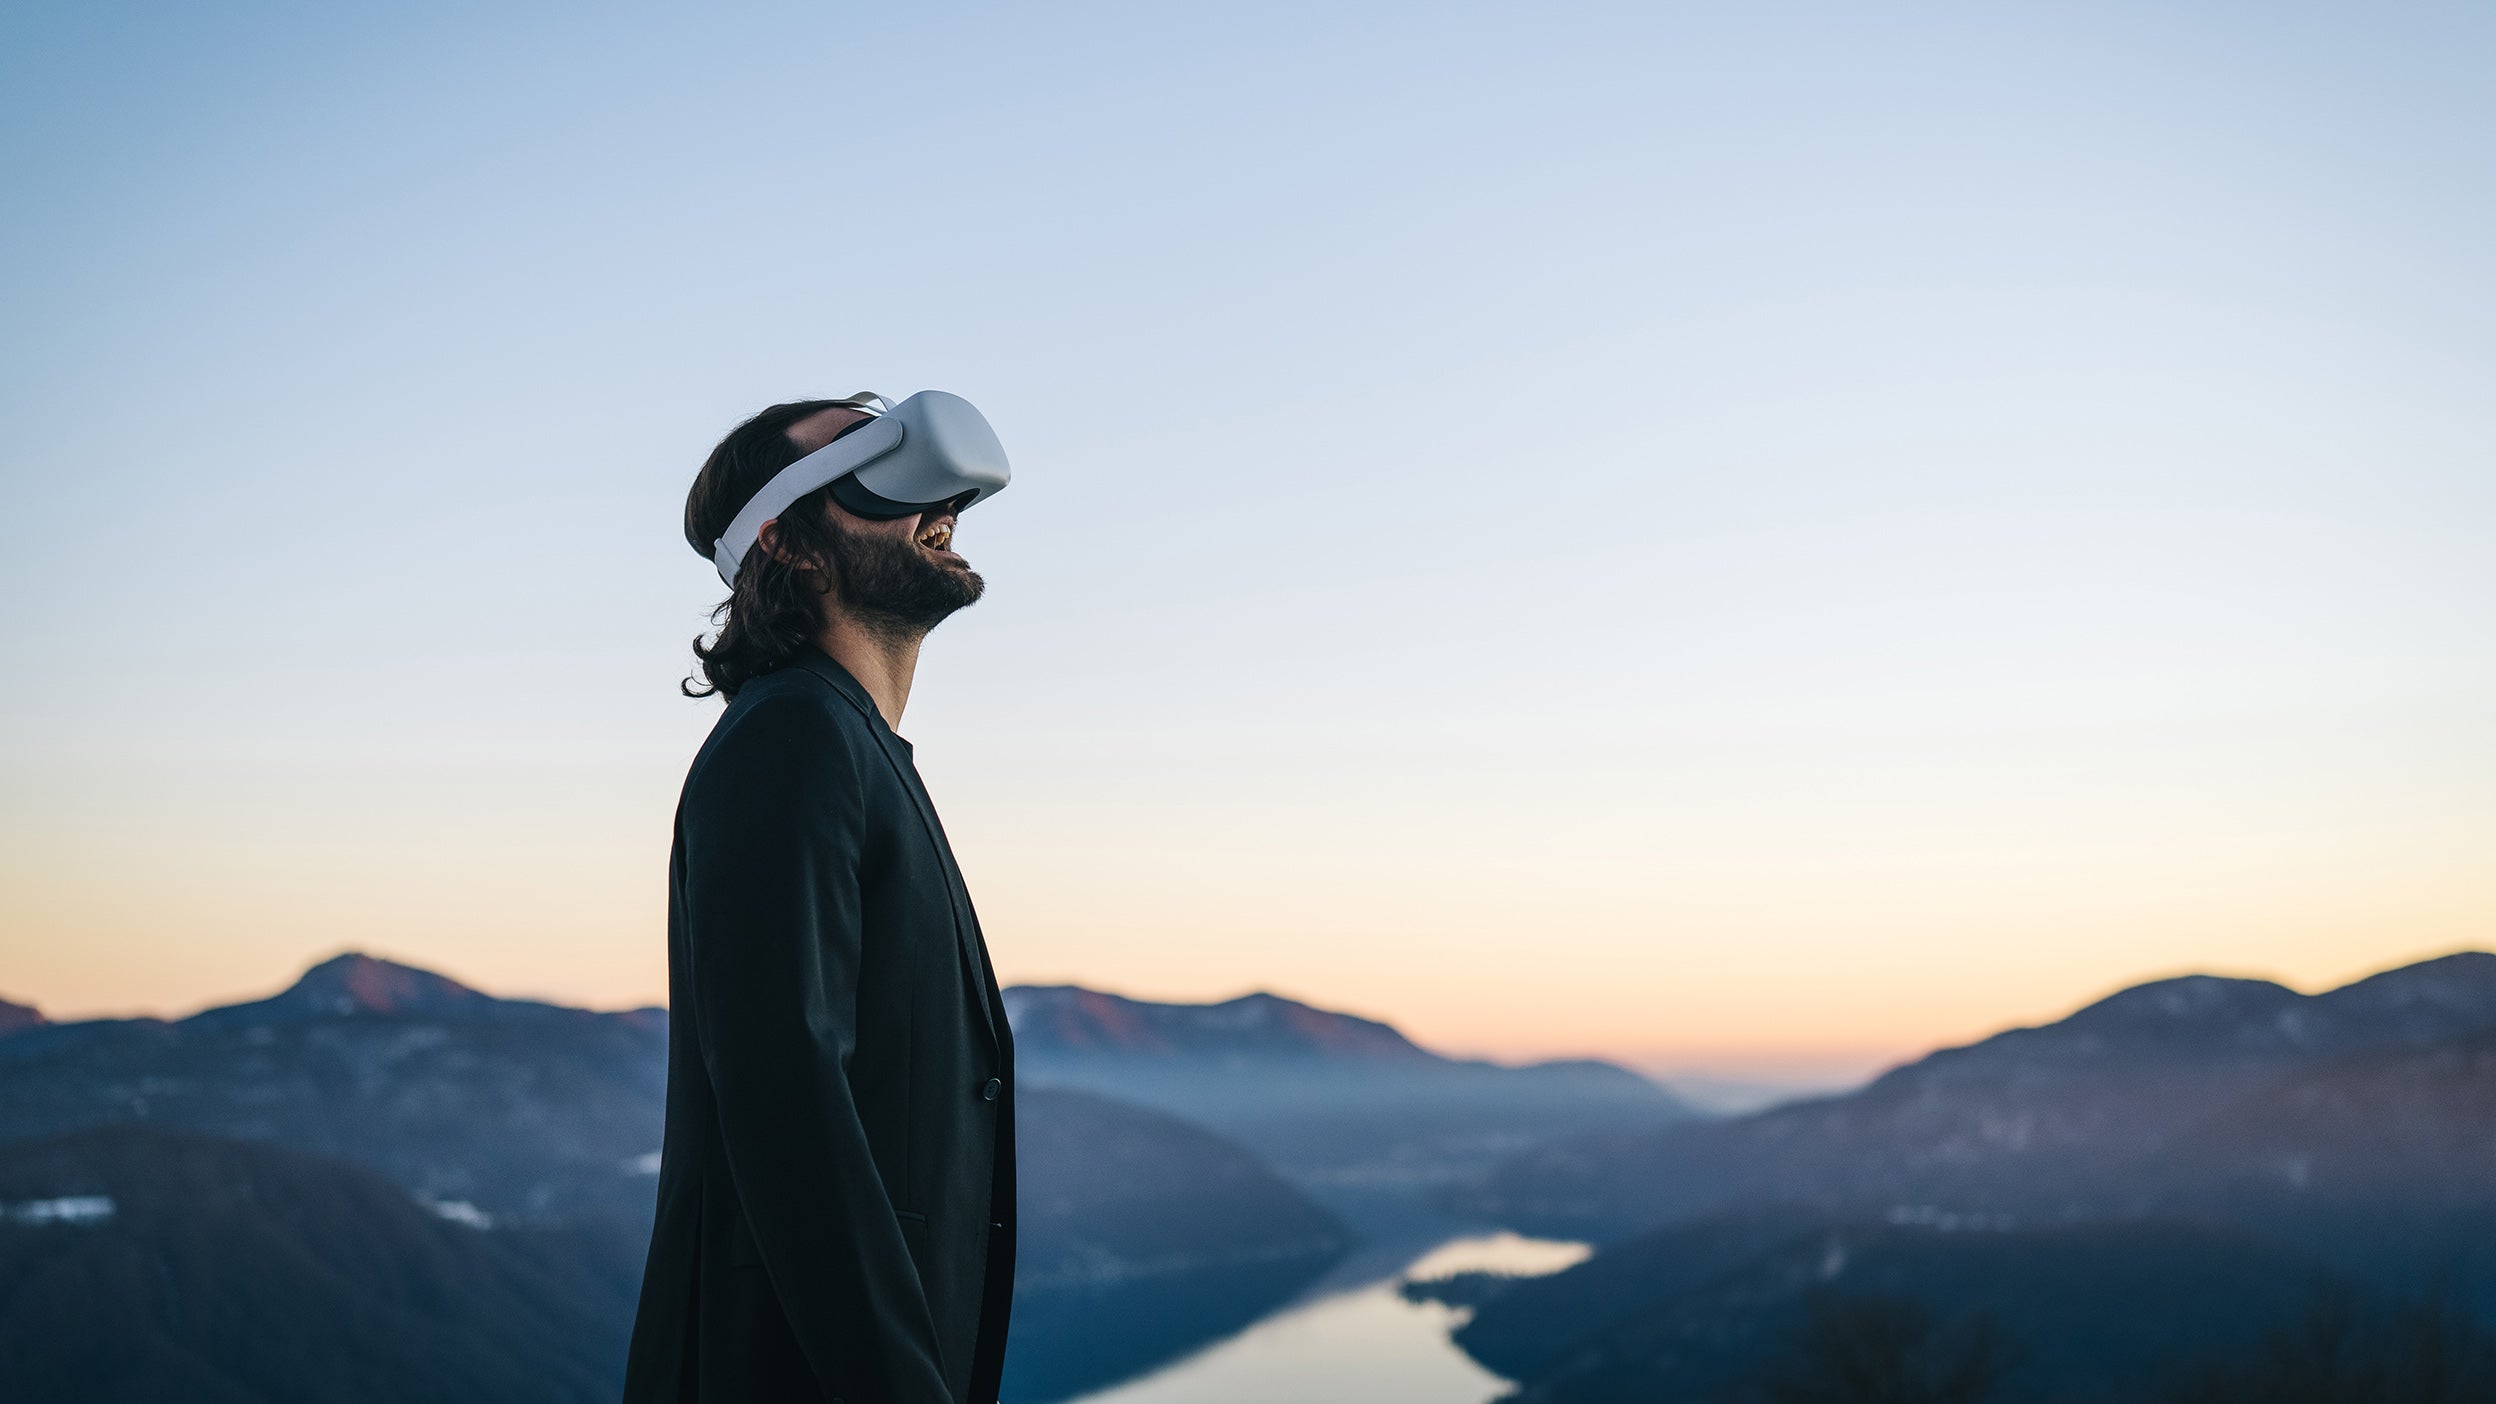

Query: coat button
left=980, top=1077, right=1001, bottom=1101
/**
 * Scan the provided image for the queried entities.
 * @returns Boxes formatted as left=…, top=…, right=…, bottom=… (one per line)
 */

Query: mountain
left=2106, top=1025, right=2496, bottom=1302
left=0, top=997, right=45, bottom=1038
left=0, top=961, right=1684, bottom=1235
left=1004, top=983, right=1692, bottom=1218
left=1456, top=950, right=2496, bottom=1242
left=0, top=954, right=671, bottom=1225
left=1005, top=1086, right=1353, bottom=1402
left=2140, top=1024, right=2496, bottom=1213
left=1442, top=1211, right=2414, bottom=1404
left=189, top=952, right=531, bottom=1023
left=0, top=1125, right=642, bottom=1404
left=0, top=952, right=1367, bottom=1402
left=1009, top=985, right=1436, bottom=1061
left=1015, top=1085, right=1351, bottom=1291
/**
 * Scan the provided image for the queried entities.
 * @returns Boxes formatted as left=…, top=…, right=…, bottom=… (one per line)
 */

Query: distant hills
left=1456, top=950, right=2496, bottom=1241
left=0, top=1125, right=642, bottom=1404
left=0, top=954, right=671, bottom=1225
left=1005, top=983, right=1691, bottom=1218
left=1440, top=1208, right=2496, bottom=1403
left=1008, top=1085, right=1353, bottom=1401
left=2148, top=1023, right=2496, bottom=1215
left=1443, top=949, right=2496, bottom=1402
left=0, top=948, right=1381, bottom=1236
left=6, top=952, right=1664, bottom=1402
left=191, top=951, right=558, bottom=1023
left=32, top=947, right=2484, bottom=1401
left=1016, top=1085, right=1350, bottom=1291
left=0, top=998, right=43, bottom=1038
left=0, top=955, right=1673, bottom=1230
left=0, top=1100, right=1346, bottom=1404
left=1010, top=984, right=1438, bottom=1060
left=1446, top=1213, right=2336, bottom=1404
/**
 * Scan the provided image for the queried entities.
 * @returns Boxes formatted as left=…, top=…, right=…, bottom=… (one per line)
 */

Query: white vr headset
left=709, top=389, right=1011, bottom=587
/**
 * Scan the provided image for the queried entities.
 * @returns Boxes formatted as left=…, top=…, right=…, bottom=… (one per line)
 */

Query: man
left=623, top=391, right=1017, bottom=1404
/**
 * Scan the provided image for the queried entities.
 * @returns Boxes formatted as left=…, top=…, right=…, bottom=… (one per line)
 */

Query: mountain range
left=1440, top=1212, right=2348, bottom=1404
left=0, top=998, right=44, bottom=1038
left=1005, top=983, right=1690, bottom=1222
left=0, top=1125, right=643, bottom=1404
left=19, top=946, right=2482, bottom=1401
left=1440, top=948, right=2496, bottom=1402
left=0, top=954, right=672, bottom=1225
left=1456, top=950, right=2496, bottom=1242
left=0, top=952, right=1670, bottom=1402
left=0, top=955, right=1674, bottom=1231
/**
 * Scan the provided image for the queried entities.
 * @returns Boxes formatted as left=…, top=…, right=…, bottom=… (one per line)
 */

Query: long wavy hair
left=681, top=399, right=872, bottom=701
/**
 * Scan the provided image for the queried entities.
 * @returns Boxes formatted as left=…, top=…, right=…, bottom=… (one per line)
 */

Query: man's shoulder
left=727, top=662, right=864, bottom=717
left=691, top=666, right=876, bottom=777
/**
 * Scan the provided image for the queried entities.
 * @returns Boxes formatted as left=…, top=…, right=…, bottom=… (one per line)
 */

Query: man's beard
left=824, top=512, right=985, bottom=638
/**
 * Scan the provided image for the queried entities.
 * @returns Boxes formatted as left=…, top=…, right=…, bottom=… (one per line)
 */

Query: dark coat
left=622, top=646, right=1016, bottom=1404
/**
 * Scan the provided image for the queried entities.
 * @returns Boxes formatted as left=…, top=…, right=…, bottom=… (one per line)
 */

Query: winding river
left=1068, top=1231, right=1592, bottom=1404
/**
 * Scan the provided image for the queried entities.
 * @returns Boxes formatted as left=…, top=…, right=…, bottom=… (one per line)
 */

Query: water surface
left=1069, top=1231, right=1591, bottom=1404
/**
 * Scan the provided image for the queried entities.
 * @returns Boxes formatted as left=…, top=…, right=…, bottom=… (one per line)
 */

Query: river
left=1067, top=1230, right=1592, bottom=1404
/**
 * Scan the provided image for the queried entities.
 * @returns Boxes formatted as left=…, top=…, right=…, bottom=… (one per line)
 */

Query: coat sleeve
left=679, top=689, right=954, bottom=1404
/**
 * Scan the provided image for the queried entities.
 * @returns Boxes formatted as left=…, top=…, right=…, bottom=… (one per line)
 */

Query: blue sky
left=3, top=1, right=2490, bottom=1076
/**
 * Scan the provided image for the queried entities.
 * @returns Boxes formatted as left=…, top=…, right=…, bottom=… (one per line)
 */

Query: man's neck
left=815, top=616, right=925, bottom=732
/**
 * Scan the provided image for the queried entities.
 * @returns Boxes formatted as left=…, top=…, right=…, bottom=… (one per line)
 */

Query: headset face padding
left=828, top=472, right=960, bottom=521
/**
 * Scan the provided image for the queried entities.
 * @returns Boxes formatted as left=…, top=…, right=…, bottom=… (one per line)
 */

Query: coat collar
left=788, top=646, right=908, bottom=748
left=787, top=643, right=998, bottom=1057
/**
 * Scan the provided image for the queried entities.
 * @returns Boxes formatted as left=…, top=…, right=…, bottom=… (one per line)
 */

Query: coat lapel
left=792, top=651, right=1003, bottom=1059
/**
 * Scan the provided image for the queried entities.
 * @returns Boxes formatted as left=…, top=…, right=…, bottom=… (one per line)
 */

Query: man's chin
left=832, top=528, right=985, bottom=629
left=909, top=561, right=984, bottom=615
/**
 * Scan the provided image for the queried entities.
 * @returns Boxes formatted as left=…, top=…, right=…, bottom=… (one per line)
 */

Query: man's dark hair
left=681, top=399, right=865, bottom=700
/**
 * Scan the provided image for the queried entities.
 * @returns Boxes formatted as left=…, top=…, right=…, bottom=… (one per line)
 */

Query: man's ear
left=756, top=519, right=831, bottom=592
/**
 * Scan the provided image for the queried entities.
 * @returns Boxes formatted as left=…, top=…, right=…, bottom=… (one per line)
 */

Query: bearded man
left=623, top=392, right=1017, bottom=1404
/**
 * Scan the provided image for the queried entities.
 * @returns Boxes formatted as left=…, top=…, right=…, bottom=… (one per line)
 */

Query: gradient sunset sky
left=3, top=2, right=2490, bottom=1081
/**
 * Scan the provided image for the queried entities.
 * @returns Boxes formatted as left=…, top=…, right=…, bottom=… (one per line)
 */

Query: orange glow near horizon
left=5, top=773, right=2485, bottom=1083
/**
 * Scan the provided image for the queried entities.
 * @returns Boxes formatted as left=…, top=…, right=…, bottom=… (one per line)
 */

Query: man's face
left=784, top=406, right=986, bottom=636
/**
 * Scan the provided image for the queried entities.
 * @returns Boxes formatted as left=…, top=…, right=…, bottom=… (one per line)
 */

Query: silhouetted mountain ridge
left=1446, top=950, right=2496, bottom=1404
left=0, top=997, right=43, bottom=1038
left=195, top=952, right=513, bottom=1022
left=0, top=951, right=1375, bottom=1404
left=1006, top=984, right=1433, bottom=1061
left=1955, top=951, right=2496, bottom=1064
left=0, top=955, right=671, bottom=1226
left=1460, top=948, right=2496, bottom=1240
left=1001, top=981, right=1692, bottom=1210
left=180, top=952, right=667, bottom=1030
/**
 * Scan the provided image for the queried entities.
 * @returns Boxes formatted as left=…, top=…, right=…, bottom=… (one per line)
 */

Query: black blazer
left=622, top=646, right=1016, bottom=1404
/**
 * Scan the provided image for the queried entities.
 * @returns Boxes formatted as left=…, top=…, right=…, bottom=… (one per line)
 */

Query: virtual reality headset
left=709, top=389, right=1011, bottom=587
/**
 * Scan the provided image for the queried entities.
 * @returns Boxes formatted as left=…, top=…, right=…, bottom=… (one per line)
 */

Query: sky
left=2, top=1, right=2490, bottom=1083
